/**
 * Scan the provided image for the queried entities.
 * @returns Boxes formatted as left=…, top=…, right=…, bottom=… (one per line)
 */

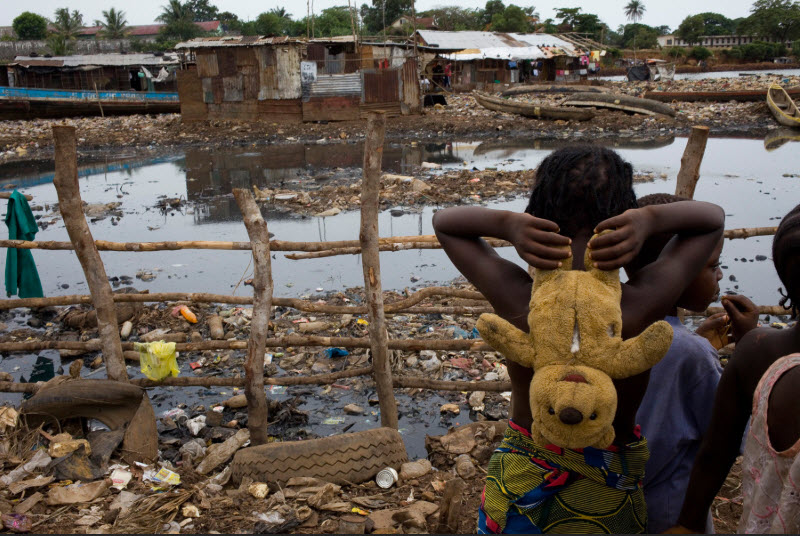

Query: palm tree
left=95, top=8, right=128, bottom=39
left=52, top=8, right=84, bottom=40
left=157, top=0, right=192, bottom=24
left=624, top=0, right=645, bottom=23
left=269, top=7, right=290, bottom=19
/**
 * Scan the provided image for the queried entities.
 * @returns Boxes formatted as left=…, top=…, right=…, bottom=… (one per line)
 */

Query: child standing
left=672, top=203, right=800, bottom=534
left=630, top=194, right=759, bottom=534
left=433, top=146, right=725, bottom=533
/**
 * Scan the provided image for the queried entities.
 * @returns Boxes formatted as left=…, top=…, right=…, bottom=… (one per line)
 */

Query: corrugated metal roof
left=176, top=36, right=298, bottom=49
left=416, top=30, right=580, bottom=58
left=13, top=53, right=180, bottom=67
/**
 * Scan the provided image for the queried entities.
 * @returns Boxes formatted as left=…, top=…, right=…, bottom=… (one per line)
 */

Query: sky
left=1, top=0, right=755, bottom=33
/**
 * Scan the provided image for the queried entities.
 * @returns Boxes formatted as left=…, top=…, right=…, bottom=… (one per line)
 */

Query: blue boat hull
left=0, top=87, right=180, bottom=120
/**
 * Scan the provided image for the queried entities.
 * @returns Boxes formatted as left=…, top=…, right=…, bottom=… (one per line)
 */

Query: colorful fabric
left=4, top=190, right=43, bottom=298
left=739, top=353, right=800, bottom=534
left=478, top=421, right=649, bottom=534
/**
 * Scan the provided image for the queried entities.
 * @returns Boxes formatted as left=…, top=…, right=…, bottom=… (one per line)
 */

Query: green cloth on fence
left=5, top=190, right=43, bottom=298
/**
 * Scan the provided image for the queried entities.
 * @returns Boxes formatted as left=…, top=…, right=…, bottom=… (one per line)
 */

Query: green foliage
left=0, top=35, right=17, bottom=42
left=624, top=0, right=646, bottom=23
left=94, top=8, right=128, bottom=39
left=694, top=12, right=737, bottom=35
left=359, top=0, right=412, bottom=34
left=157, top=0, right=193, bottom=25
left=602, top=47, right=621, bottom=66
left=185, top=0, right=219, bottom=22
left=482, top=0, right=506, bottom=27
left=743, top=0, right=800, bottom=42
left=617, top=23, right=659, bottom=49
left=217, top=11, right=240, bottom=32
left=491, top=4, right=530, bottom=32
left=554, top=7, right=582, bottom=29
left=666, top=46, right=687, bottom=57
left=158, top=19, right=202, bottom=41
left=793, top=40, right=800, bottom=56
left=12, top=12, right=48, bottom=40
left=52, top=8, right=84, bottom=40
left=130, top=39, right=180, bottom=52
left=688, top=45, right=712, bottom=60
left=729, top=41, right=788, bottom=61
left=46, top=34, right=72, bottom=55
left=313, top=6, right=356, bottom=37
left=676, top=14, right=705, bottom=45
left=419, top=7, right=483, bottom=31
left=253, top=13, right=287, bottom=36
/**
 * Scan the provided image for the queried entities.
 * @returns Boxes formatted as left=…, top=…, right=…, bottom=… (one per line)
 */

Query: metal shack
left=415, top=31, right=584, bottom=90
left=176, top=36, right=420, bottom=123
left=5, top=53, right=180, bottom=92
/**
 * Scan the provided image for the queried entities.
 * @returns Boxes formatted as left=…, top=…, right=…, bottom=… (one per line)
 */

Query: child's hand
left=721, top=294, right=759, bottom=342
left=588, top=208, right=653, bottom=270
left=508, top=213, right=571, bottom=270
left=696, top=312, right=730, bottom=349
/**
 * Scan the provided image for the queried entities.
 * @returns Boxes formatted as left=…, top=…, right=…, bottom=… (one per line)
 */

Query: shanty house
left=5, top=53, right=180, bottom=92
left=415, top=31, right=586, bottom=90
left=176, top=36, right=420, bottom=123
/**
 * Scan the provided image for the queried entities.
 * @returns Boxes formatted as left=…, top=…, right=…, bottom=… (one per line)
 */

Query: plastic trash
left=267, top=385, right=287, bottom=395
left=110, top=468, right=132, bottom=490
left=323, top=417, right=345, bottom=425
left=150, top=467, right=181, bottom=486
left=179, top=306, right=198, bottom=324
left=134, top=341, right=179, bottom=381
left=186, top=415, right=206, bottom=436
left=324, top=348, right=350, bottom=358
left=2, top=513, right=32, bottom=533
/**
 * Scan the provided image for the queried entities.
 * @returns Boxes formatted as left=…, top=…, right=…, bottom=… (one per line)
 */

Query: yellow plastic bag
left=134, top=341, right=179, bottom=381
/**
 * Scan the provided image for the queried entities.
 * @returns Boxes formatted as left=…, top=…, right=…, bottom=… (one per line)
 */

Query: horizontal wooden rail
left=0, top=226, right=779, bottom=258
left=0, top=192, right=33, bottom=201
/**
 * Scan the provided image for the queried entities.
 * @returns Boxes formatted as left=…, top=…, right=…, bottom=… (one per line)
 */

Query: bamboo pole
left=361, top=112, right=398, bottom=429
left=233, top=188, right=272, bottom=446
left=52, top=126, right=127, bottom=383
left=0, top=287, right=487, bottom=312
left=0, top=193, right=33, bottom=201
left=0, top=226, right=776, bottom=256
left=675, top=126, right=710, bottom=199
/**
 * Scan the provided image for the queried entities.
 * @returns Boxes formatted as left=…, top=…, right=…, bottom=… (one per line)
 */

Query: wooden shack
left=176, top=36, right=421, bottom=123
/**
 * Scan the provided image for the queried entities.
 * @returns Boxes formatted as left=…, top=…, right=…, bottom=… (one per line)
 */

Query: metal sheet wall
left=362, top=68, right=400, bottom=104
left=195, top=52, right=219, bottom=77
left=308, top=73, right=361, bottom=98
left=401, top=59, right=421, bottom=114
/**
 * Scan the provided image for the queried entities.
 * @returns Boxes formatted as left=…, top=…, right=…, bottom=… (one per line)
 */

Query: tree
left=482, top=0, right=506, bottom=27
left=313, top=6, right=356, bottom=36
left=95, top=8, right=128, bottom=39
left=491, top=5, right=530, bottom=32
left=624, top=0, right=646, bottom=23
left=269, top=7, right=290, bottom=19
left=359, top=0, right=412, bottom=34
left=742, top=0, right=800, bottom=43
left=420, top=7, right=482, bottom=31
left=676, top=14, right=705, bottom=45
left=217, top=11, right=240, bottom=32
left=185, top=0, right=219, bottom=21
left=12, top=12, right=48, bottom=40
left=157, top=0, right=193, bottom=25
left=695, top=12, right=737, bottom=35
left=52, top=8, right=84, bottom=41
left=654, top=24, right=671, bottom=35
left=253, top=13, right=286, bottom=36
left=618, top=22, right=658, bottom=48
left=46, top=34, right=71, bottom=55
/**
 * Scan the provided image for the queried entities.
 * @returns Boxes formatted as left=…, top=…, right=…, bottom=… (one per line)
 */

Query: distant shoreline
left=601, top=61, right=800, bottom=77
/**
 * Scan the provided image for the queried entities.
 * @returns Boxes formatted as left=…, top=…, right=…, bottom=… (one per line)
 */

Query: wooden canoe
left=766, top=84, right=800, bottom=128
left=562, top=92, right=677, bottom=117
left=501, top=84, right=609, bottom=97
left=473, top=92, right=595, bottom=121
left=764, top=128, right=800, bottom=151
left=645, top=88, right=800, bottom=103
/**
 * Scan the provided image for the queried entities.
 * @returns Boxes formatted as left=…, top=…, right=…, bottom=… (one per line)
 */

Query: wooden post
left=233, top=188, right=272, bottom=446
left=675, top=126, right=710, bottom=199
left=435, top=477, right=466, bottom=533
left=52, top=126, right=127, bottom=382
left=360, top=112, right=399, bottom=429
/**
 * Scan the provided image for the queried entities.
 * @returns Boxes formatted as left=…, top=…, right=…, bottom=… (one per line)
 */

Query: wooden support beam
left=360, top=112, right=398, bottom=429
left=233, top=188, right=272, bottom=446
left=52, top=126, right=127, bottom=383
left=675, top=126, right=710, bottom=199
left=0, top=192, right=33, bottom=201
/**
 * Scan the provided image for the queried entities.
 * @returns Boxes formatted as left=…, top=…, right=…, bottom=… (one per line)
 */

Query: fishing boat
left=500, top=84, right=609, bottom=97
left=766, top=84, right=800, bottom=128
left=645, top=87, right=800, bottom=103
left=562, top=92, right=677, bottom=117
left=472, top=92, right=595, bottom=121
left=0, top=86, right=180, bottom=120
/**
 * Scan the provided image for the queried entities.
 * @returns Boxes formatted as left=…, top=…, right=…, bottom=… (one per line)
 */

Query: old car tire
left=231, top=427, right=408, bottom=485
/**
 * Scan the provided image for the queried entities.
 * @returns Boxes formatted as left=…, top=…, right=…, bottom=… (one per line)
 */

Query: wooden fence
left=0, top=123, right=784, bottom=445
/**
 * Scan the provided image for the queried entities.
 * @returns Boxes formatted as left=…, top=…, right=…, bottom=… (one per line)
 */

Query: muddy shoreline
left=2, top=74, right=798, bottom=170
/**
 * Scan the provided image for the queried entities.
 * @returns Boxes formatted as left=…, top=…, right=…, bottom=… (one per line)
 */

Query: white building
left=658, top=34, right=795, bottom=49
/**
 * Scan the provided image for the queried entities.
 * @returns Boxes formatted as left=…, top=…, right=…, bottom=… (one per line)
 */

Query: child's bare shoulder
left=729, top=326, right=796, bottom=384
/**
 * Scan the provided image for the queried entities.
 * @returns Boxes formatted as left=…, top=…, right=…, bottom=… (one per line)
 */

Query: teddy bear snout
left=559, top=407, right=584, bottom=425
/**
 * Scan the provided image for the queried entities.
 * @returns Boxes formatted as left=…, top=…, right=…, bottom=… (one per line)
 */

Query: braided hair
left=525, top=145, right=638, bottom=238
left=773, top=203, right=800, bottom=318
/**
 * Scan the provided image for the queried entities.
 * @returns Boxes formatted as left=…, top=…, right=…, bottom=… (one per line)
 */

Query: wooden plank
left=675, top=126, right=710, bottom=199
left=302, top=96, right=360, bottom=121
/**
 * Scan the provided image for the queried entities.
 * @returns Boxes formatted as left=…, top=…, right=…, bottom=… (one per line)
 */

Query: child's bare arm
left=676, top=330, right=763, bottom=532
left=432, top=207, right=569, bottom=317
left=592, top=201, right=725, bottom=335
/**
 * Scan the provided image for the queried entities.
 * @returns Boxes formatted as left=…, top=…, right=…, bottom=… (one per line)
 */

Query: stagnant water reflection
left=1, top=135, right=799, bottom=457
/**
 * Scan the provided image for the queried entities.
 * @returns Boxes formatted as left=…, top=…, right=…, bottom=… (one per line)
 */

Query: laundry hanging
left=5, top=190, right=43, bottom=298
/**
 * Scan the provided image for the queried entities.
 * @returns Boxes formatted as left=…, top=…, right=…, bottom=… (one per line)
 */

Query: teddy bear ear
left=584, top=232, right=621, bottom=289
left=531, top=245, right=572, bottom=293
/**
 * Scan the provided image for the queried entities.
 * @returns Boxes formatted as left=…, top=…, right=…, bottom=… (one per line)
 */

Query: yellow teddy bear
left=477, top=235, right=673, bottom=449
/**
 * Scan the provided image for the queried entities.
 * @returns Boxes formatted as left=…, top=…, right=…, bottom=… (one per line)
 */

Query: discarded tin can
left=375, top=467, right=398, bottom=489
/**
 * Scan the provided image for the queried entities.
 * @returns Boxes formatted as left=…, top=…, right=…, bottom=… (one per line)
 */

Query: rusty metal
left=362, top=68, right=400, bottom=104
